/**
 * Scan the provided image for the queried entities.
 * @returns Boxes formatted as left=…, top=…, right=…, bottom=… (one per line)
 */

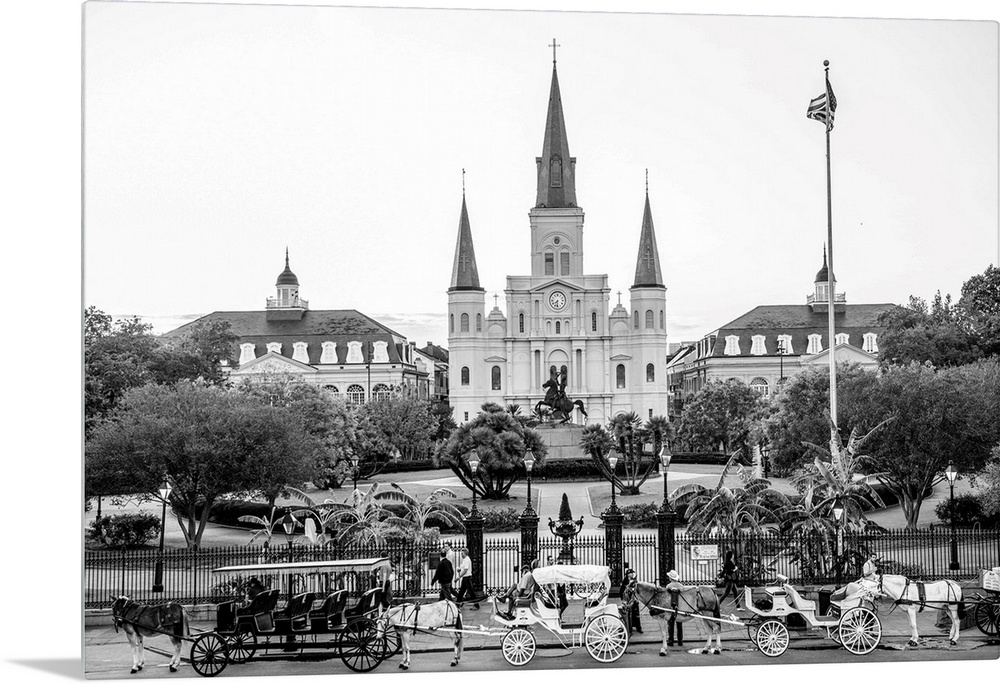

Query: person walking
left=620, top=568, right=642, bottom=635
left=665, top=569, right=684, bottom=648
left=431, top=549, right=456, bottom=601
left=455, top=547, right=479, bottom=609
left=718, top=551, right=739, bottom=606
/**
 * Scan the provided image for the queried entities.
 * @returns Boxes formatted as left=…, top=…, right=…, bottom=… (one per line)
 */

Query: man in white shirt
left=455, top=547, right=478, bottom=609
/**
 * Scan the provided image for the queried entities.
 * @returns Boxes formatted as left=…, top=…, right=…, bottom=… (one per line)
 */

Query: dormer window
left=346, top=341, right=364, bottom=363
left=266, top=342, right=282, bottom=355
left=777, top=334, right=793, bottom=355
left=807, top=334, right=823, bottom=355
left=750, top=335, right=767, bottom=356
left=724, top=335, right=741, bottom=356
left=292, top=342, right=309, bottom=364
left=863, top=332, right=879, bottom=354
left=320, top=341, right=338, bottom=364
left=373, top=340, right=389, bottom=363
left=835, top=333, right=849, bottom=346
left=239, top=343, right=256, bottom=365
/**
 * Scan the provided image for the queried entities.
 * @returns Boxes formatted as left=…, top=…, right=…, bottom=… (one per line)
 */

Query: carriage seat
left=345, top=588, right=382, bottom=620
left=275, top=592, right=317, bottom=632
left=584, top=587, right=608, bottom=609
left=236, top=589, right=280, bottom=632
left=782, top=584, right=816, bottom=612
left=310, top=590, right=348, bottom=630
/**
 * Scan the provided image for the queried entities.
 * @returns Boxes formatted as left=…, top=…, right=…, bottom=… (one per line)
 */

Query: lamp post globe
left=831, top=498, right=845, bottom=585
left=469, top=451, right=481, bottom=516
left=659, top=445, right=672, bottom=509
left=607, top=453, right=619, bottom=510
left=152, top=476, right=172, bottom=593
left=523, top=450, right=535, bottom=515
left=945, top=460, right=960, bottom=571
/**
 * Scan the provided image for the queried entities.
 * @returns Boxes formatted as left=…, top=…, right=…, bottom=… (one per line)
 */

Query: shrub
left=935, top=493, right=1000, bottom=527
left=534, top=460, right=605, bottom=480
left=616, top=502, right=689, bottom=528
left=481, top=507, right=523, bottom=532
left=88, top=512, right=161, bottom=548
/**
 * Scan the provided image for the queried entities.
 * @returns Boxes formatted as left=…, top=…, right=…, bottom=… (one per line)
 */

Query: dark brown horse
left=111, top=596, right=189, bottom=673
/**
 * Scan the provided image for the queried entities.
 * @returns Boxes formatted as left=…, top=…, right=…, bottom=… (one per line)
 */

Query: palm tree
left=374, top=483, right=466, bottom=539
left=287, top=483, right=412, bottom=544
left=581, top=413, right=664, bottom=495
left=237, top=506, right=285, bottom=546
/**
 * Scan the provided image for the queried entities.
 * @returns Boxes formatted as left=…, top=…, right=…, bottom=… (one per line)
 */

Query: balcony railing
left=807, top=292, right=847, bottom=305
left=266, top=296, right=309, bottom=309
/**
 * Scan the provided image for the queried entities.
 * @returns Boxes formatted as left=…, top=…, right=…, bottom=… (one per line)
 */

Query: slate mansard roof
left=164, top=309, right=410, bottom=366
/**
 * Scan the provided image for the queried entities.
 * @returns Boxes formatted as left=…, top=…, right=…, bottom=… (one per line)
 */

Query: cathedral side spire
left=535, top=51, right=577, bottom=208
left=632, top=192, right=664, bottom=288
left=448, top=196, right=484, bottom=292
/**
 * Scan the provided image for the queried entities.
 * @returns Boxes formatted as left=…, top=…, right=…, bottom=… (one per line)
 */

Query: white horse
left=376, top=599, right=464, bottom=670
left=110, top=595, right=189, bottom=674
left=632, top=581, right=723, bottom=655
left=863, top=574, right=965, bottom=646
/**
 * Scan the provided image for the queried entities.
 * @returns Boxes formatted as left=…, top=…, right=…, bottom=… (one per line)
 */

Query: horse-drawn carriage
left=970, top=567, right=1000, bottom=637
left=742, top=573, right=883, bottom=657
left=491, top=564, right=629, bottom=666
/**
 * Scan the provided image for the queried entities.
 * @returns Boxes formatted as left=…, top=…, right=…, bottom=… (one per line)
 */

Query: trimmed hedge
left=377, top=459, right=443, bottom=475
left=88, top=512, right=161, bottom=548
left=178, top=500, right=312, bottom=529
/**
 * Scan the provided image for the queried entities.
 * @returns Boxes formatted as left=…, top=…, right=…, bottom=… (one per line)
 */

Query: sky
left=3, top=2, right=998, bottom=684
left=82, top=1, right=999, bottom=348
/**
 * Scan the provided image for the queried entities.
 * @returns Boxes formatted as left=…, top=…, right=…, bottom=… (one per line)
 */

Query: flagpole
left=823, top=59, right=838, bottom=432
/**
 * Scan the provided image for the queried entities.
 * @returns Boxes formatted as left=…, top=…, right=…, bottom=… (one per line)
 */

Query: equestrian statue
left=535, top=365, right=588, bottom=424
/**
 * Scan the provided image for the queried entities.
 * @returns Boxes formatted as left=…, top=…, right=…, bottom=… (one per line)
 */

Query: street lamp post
left=465, top=451, right=485, bottom=595
left=607, top=453, right=619, bottom=512
left=777, top=339, right=786, bottom=384
left=656, top=444, right=676, bottom=585
left=946, top=460, right=960, bottom=571
left=523, top=450, right=535, bottom=516
left=152, top=476, right=172, bottom=593
left=280, top=509, right=297, bottom=650
left=469, top=452, right=481, bottom=517
left=832, top=498, right=845, bottom=586
left=351, top=455, right=360, bottom=491
left=603, top=451, right=624, bottom=589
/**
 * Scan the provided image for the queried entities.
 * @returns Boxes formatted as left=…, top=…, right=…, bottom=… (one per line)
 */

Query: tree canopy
left=677, top=379, right=763, bottom=455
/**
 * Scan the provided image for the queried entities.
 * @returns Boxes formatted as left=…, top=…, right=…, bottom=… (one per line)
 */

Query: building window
left=347, top=341, right=364, bottom=363
left=591, top=311, right=598, bottom=332
left=750, top=377, right=769, bottom=396
left=460, top=313, right=469, bottom=332
left=550, top=156, right=562, bottom=187
left=324, top=385, right=339, bottom=393
left=464, top=411, right=469, bottom=422
left=659, top=310, right=665, bottom=329
left=645, top=310, right=654, bottom=329
left=518, top=312, right=525, bottom=333
left=633, top=311, right=639, bottom=329
left=239, top=343, right=256, bottom=365
left=560, top=251, right=570, bottom=275
left=724, top=335, right=741, bottom=356
left=346, top=384, right=366, bottom=405
left=476, top=313, right=482, bottom=332
left=807, top=334, right=823, bottom=355
left=266, top=342, right=282, bottom=354
left=544, top=252, right=554, bottom=275
left=646, top=363, right=655, bottom=382
left=461, top=366, right=470, bottom=385
left=835, top=332, right=849, bottom=346
left=616, top=364, right=626, bottom=389
left=450, top=314, right=454, bottom=333
left=863, top=332, right=879, bottom=354
left=750, top=335, right=766, bottom=356
left=555, top=321, right=561, bottom=334
left=777, top=334, right=793, bottom=355
left=292, top=342, right=309, bottom=364
left=372, top=383, right=391, bottom=401
left=491, top=365, right=502, bottom=390
left=649, top=408, right=653, bottom=418
left=373, top=340, right=389, bottom=363
left=320, top=341, right=338, bottom=364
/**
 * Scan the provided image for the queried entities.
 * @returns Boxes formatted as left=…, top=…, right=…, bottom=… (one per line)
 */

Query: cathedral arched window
left=659, top=310, right=665, bottom=329
left=616, top=364, right=626, bottom=389
left=476, top=313, right=482, bottom=332
left=591, top=311, right=598, bottom=332
left=544, top=252, right=555, bottom=276
left=555, top=321, right=561, bottom=334
left=550, top=156, right=563, bottom=188
left=645, top=310, right=654, bottom=329
left=449, top=314, right=454, bottom=333
left=560, top=250, right=570, bottom=275
left=372, top=383, right=391, bottom=401
left=518, top=312, right=525, bottom=334
left=461, top=366, right=470, bottom=386
left=633, top=311, right=639, bottom=329
left=346, top=384, right=366, bottom=406
left=460, top=313, right=469, bottom=333
left=646, top=363, right=655, bottom=382
left=491, top=365, right=502, bottom=391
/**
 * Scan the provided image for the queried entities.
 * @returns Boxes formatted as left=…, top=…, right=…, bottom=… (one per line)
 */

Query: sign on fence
left=691, top=544, right=719, bottom=561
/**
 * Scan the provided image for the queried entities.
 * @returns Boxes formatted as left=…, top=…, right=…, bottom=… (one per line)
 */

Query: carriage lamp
left=832, top=499, right=845, bottom=586
left=523, top=450, right=536, bottom=516
left=152, top=476, right=172, bottom=593
left=831, top=499, right=845, bottom=523
left=945, top=460, right=960, bottom=571
left=351, top=455, right=360, bottom=491
left=469, top=452, right=481, bottom=516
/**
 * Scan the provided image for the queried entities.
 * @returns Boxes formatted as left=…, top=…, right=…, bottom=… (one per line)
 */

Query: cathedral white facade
left=447, top=58, right=669, bottom=425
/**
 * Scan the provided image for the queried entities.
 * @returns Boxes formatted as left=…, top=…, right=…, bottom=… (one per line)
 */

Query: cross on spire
left=643, top=247, right=655, bottom=270
left=616, top=291, right=622, bottom=306
left=550, top=39, right=560, bottom=64
left=459, top=253, right=469, bottom=272
left=493, top=293, right=499, bottom=308
left=645, top=168, right=648, bottom=194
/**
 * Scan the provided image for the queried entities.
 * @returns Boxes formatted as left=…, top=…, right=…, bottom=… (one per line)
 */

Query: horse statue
left=535, top=365, right=587, bottom=424
left=632, top=581, right=723, bottom=655
left=376, top=599, right=464, bottom=670
left=860, top=574, right=965, bottom=646
left=110, top=595, right=189, bottom=674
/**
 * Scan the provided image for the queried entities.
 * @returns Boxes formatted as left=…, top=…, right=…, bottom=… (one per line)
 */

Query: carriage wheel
left=755, top=619, right=789, bottom=657
left=584, top=614, right=629, bottom=663
left=974, top=602, right=1000, bottom=637
left=225, top=627, right=257, bottom=664
left=501, top=628, right=536, bottom=666
left=745, top=615, right=764, bottom=642
left=838, top=607, right=881, bottom=655
left=375, top=626, right=402, bottom=660
left=190, top=633, right=229, bottom=678
left=338, top=618, right=382, bottom=673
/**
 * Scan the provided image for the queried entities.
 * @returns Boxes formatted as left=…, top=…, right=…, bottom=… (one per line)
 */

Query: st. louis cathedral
left=447, top=56, right=669, bottom=425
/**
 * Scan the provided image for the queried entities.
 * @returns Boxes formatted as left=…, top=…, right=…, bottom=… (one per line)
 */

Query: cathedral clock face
left=549, top=291, right=567, bottom=311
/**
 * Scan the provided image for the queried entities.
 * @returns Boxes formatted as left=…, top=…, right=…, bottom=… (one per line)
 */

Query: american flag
left=806, top=77, right=837, bottom=130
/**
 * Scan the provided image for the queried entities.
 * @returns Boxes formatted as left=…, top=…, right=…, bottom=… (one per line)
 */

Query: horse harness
left=880, top=575, right=960, bottom=613
left=111, top=599, right=181, bottom=636
left=392, top=601, right=459, bottom=635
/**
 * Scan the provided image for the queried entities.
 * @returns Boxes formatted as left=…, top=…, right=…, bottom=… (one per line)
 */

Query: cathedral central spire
left=535, top=50, right=577, bottom=209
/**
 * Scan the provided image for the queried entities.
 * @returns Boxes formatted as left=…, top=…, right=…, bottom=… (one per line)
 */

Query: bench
left=310, top=590, right=349, bottom=631
left=274, top=592, right=317, bottom=633
left=344, top=588, right=382, bottom=621
left=235, top=589, right=281, bottom=633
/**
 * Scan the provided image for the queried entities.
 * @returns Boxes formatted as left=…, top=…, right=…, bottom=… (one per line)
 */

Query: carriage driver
left=499, top=564, right=540, bottom=619
left=862, top=553, right=880, bottom=581
left=665, top=569, right=685, bottom=648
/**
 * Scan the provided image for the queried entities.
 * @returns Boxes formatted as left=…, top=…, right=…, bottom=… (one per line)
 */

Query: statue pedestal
left=536, top=423, right=586, bottom=461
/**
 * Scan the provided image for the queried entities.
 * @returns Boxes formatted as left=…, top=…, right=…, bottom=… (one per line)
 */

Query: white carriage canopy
left=531, top=564, right=611, bottom=589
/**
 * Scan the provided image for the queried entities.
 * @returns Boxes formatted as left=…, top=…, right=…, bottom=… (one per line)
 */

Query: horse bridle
left=111, top=597, right=137, bottom=633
